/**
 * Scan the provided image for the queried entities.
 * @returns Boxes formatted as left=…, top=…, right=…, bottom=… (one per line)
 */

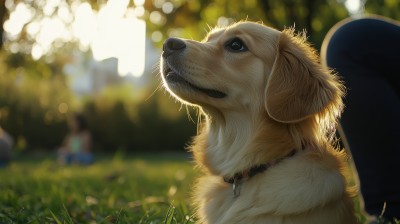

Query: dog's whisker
left=152, top=62, right=161, bottom=74
left=145, top=82, right=164, bottom=102
left=185, top=105, right=196, bottom=124
left=152, top=66, right=160, bottom=74
left=206, top=23, right=212, bottom=32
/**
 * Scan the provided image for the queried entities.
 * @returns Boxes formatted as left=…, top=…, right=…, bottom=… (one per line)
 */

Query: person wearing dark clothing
left=322, top=15, right=400, bottom=220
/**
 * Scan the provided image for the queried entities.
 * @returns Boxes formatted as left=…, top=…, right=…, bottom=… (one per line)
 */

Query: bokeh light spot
left=162, top=2, right=174, bottom=14
left=58, top=102, right=69, bottom=114
left=151, top=31, right=163, bottom=42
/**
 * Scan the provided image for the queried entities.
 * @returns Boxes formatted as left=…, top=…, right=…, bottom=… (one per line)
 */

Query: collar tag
left=233, top=178, right=241, bottom=198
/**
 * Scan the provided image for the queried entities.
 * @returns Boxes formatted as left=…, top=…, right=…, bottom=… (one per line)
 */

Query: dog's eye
left=226, top=38, right=248, bottom=52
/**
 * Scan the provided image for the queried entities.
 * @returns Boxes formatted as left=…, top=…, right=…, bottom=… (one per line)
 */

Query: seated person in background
left=58, top=113, right=93, bottom=165
left=0, top=126, right=13, bottom=167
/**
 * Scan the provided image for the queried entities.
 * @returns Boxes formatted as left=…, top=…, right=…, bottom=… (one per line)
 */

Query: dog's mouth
left=164, top=64, right=226, bottom=99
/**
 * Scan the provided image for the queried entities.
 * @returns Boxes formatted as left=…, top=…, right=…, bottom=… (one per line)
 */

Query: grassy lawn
left=1, top=151, right=398, bottom=224
left=0, top=152, right=198, bottom=223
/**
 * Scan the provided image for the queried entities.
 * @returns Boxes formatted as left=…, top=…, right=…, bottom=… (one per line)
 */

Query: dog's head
left=161, top=22, right=343, bottom=123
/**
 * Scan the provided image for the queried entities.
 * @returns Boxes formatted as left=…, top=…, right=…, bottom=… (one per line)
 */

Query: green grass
left=1, top=152, right=399, bottom=224
left=0, top=152, right=198, bottom=223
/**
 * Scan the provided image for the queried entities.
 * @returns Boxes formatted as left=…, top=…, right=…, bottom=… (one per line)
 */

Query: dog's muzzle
left=161, top=38, right=227, bottom=99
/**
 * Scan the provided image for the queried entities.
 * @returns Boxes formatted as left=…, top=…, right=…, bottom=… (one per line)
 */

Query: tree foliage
left=143, top=0, right=349, bottom=49
left=80, top=85, right=197, bottom=151
left=3, top=0, right=400, bottom=55
left=364, top=0, right=400, bottom=19
left=0, top=52, right=73, bottom=150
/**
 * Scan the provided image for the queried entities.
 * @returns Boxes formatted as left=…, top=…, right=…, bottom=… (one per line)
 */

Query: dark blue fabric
left=64, top=152, right=93, bottom=165
left=323, top=17, right=400, bottom=219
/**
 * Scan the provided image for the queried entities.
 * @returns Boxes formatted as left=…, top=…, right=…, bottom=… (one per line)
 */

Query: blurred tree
left=0, top=51, right=74, bottom=150
left=0, top=1, right=6, bottom=49
left=364, top=0, right=400, bottom=19
left=143, top=0, right=350, bottom=49
left=4, top=0, right=400, bottom=58
left=81, top=85, right=197, bottom=151
left=1, top=0, right=100, bottom=56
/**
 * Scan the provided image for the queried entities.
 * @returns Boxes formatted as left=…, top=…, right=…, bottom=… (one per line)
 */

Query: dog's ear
left=265, top=29, right=343, bottom=123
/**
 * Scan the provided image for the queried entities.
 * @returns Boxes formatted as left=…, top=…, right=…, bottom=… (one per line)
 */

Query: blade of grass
left=49, top=210, right=62, bottom=224
left=115, top=208, right=124, bottom=224
left=164, top=204, right=175, bottom=224
left=62, top=204, right=74, bottom=224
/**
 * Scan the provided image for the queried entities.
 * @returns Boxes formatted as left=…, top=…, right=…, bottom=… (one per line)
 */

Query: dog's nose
left=162, top=38, right=186, bottom=57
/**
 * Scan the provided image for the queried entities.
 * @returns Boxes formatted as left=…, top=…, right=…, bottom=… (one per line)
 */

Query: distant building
left=64, top=38, right=160, bottom=96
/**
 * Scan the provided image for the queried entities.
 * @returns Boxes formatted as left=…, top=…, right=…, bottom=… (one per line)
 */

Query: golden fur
left=160, top=21, right=357, bottom=224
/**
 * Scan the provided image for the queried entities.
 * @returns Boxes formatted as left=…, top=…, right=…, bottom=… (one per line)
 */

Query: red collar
left=223, top=149, right=298, bottom=197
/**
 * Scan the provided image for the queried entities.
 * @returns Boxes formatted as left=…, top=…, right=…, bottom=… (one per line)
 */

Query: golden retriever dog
left=160, top=21, right=357, bottom=224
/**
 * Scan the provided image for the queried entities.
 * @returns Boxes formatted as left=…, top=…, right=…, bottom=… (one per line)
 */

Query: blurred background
left=0, top=0, right=399, bottom=153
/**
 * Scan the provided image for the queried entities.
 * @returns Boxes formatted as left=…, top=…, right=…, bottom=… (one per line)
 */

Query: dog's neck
left=194, top=108, right=297, bottom=177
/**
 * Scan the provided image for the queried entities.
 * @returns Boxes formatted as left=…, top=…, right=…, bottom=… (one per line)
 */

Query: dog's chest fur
left=194, top=149, right=356, bottom=224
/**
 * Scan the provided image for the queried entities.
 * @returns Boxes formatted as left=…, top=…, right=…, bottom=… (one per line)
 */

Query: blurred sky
left=3, top=0, right=362, bottom=78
